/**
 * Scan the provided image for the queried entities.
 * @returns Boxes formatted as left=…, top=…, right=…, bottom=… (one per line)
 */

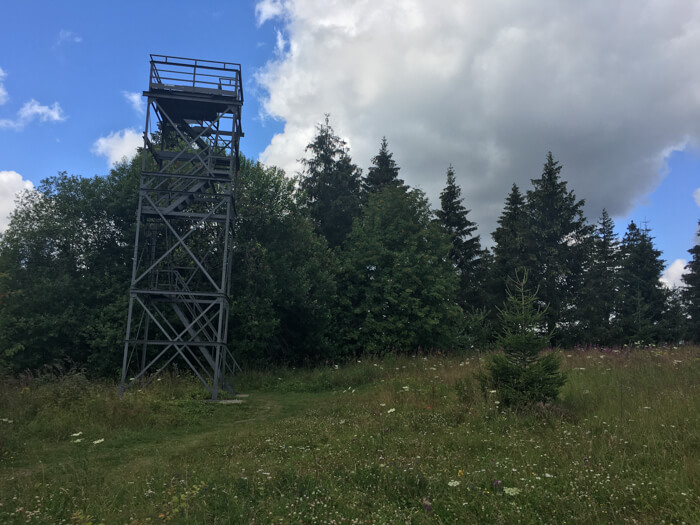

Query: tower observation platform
left=120, top=55, right=244, bottom=399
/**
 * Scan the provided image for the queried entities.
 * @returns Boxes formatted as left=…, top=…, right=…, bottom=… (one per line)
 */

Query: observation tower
left=120, top=55, right=243, bottom=399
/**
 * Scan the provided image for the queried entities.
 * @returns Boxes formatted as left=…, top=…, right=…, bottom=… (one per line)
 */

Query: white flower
left=380, top=403, right=386, bottom=407
left=504, top=487, right=521, bottom=496
left=72, top=439, right=83, bottom=443
left=387, top=408, right=396, bottom=414
left=545, top=473, right=553, bottom=478
left=402, top=386, right=409, bottom=391
left=71, top=432, right=82, bottom=437
left=92, top=438, right=105, bottom=444
left=448, top=480, right=460, bottom=487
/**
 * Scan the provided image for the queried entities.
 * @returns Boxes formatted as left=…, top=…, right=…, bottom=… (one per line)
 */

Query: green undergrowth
left=0, top=347, right=698, bottom=524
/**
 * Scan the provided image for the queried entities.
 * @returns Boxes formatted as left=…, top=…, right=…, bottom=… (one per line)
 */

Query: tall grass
left=0, top=347, right=697, bottom=524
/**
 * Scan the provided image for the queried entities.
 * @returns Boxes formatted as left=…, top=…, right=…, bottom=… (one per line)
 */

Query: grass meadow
left=0, top=346, right=698, bottom=524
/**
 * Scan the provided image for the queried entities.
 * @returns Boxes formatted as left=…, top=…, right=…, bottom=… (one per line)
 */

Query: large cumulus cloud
left=254, top=0, right=700, bottom=241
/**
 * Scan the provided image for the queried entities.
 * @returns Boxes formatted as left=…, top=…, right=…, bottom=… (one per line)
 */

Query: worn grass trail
left=1, top=347, right=698, bottom=524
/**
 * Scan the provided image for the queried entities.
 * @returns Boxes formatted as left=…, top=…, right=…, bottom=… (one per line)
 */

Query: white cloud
left=660, top=259, right=688, bottom=289
left=256, top=0, right=287, bottom=25
left=0, top=99, right=66, bottom=130
left=92, top=128, right=142, bottom=166
left=275, top=30, right=287, bottom=55
left=255, top=0, right=700, bottom=241
left=0, top=67, right=8, bottom=105
left=123, top=91, right=145, bottom=116
left=694, top=188, right=700, bottom=207
left=0, top=171, right=34, bottom=233
left=56, top=29, right=82, bottom=46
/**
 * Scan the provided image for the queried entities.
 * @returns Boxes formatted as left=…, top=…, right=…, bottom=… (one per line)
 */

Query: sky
left=1, top=0, right=698, bottom=288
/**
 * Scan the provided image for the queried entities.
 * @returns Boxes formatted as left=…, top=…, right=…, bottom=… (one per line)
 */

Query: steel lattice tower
left=120, top=55, right=243, bottom=399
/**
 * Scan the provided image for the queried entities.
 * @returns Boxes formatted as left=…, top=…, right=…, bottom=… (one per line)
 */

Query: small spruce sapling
left=479, top=271, right=566, bottom=407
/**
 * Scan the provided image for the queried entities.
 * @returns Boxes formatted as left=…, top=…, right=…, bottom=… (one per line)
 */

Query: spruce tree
left=478, top=271, right=566, bottom=407
left=579, top=209, right=621, bottom=344
left=616, top=221, right=666, bottom=343
left=490, top=184, right=531, bottom=308
left=299, top=115, right=362, bottom=248
left=682, top=221, right=700, bottom=342
left=435, top=165, right=487, bottom=309
left=363, top=137, right=404, bottom=195
left=525, top=152, right=593, bottom=341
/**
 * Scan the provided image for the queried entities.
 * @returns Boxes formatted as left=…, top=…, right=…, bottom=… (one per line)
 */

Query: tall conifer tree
left=490, top=184, right=531, bottom=307
left=525, top=152, right=593, bottom=340
left=299, top=115, right=362, bottom=248
left=616, top=221, right=666, bottom=342
left=435, top=165, right=486, bottom=309
left=363, top=137, right=404, bottom=195
left=579, top=209, right=621, bottom=344
left=682, top=221, right=700, bottom=342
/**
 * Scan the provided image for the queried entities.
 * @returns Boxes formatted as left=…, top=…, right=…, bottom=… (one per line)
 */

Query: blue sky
left=1, top=1, right=698, bottom=287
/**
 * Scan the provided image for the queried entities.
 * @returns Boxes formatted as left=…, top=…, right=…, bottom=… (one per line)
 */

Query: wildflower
left=488, top=390, right=497, bottom=394
left=0, top=418, right=13, bottom=423
left=504, top=487, right=521, bottom=496
left=71, top=432, right=82, bottom=437
left=380, top=403, right=386, bottom=407
left=387, top=408, right=396, bottom=414
left=72, top=439, right=83, bottom=443
left=458, top=469, right=464, bottom=477
left=421, top=497, right=432, bottom=512
left=92, top=438, right=105, bottom=445
left=545, top=473, right=553, bottom=478
left=402, top=386, right=409, bottom=391
left=448, top=480, right=460, bottom=487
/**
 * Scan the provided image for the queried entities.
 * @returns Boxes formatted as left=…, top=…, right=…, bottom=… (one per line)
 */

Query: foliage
left=299, top=115, right=363, bottom=248
left=435, top=165, right=488, bottom=311
left=683, top=221, right=700, bottom=342
left=337, top=185, right=463, bottom=355
left=616, top=221, right=667, bottom=343
left=489, top=183, right=529, bottom=308
left=229, top=157, right=338, bottom=366
left=578, top=209, right=621, bottom=344
left=363, top=136, right=404, bottom=195
left=479, top=272, right=566, bottom=407
left=524, top=152, right=594, bottom=342
left=0, top=159, right=139, bottom=375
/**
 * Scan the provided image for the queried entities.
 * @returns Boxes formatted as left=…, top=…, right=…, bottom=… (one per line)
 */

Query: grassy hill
left=1, top=347, right=698, bottom=524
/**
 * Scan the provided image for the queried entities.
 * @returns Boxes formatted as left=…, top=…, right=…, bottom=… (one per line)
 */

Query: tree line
left=1, top=116, right=698, bottom=375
